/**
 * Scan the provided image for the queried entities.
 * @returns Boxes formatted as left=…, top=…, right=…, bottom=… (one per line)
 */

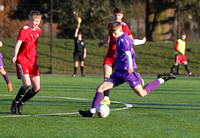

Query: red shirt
left=17, top=25, right=41, bottom=65
left=106, top=21, right=131, bottom=58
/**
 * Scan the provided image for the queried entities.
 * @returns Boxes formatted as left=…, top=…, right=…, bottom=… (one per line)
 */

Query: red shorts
left=103, top=56, right=116, bottom=67
left=16, top=63, right=40, bottom=79
left=175, top=54, right=187, bottom=64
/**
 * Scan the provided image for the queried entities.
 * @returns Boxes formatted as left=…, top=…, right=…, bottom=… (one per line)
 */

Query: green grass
left=0, top=38, right=199, bottom=75
left=0, top=75, right=200, bottom=137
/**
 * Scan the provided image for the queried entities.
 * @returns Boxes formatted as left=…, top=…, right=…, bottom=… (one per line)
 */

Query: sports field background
left=0, top=75, right=200, bottom=137
left=0, top=38, right=200, bottom=75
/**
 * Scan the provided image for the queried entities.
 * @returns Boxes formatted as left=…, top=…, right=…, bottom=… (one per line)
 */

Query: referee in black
left=73, top=17, right=86, bottom=77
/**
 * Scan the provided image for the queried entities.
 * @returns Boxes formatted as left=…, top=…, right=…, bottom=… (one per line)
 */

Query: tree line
left=10, top=0, right=200, bottom=41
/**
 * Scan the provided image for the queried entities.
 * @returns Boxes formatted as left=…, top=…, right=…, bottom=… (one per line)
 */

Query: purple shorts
left=0, top=53, right=3, bottom=69
left=110, top=70, right=142, bottom=88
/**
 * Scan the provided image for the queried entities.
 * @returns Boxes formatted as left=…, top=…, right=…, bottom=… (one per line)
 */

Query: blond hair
left=29, top=10, right=42, bottom=19
left=110, top=22, right=122, bottom=32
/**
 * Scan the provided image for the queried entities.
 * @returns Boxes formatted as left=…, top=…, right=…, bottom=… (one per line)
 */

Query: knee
left=138, top=93, right=147, bottom=97
left=0, top=68, right=6, bottom=75
left=23, top=84, right=31, bottom=90
left=96, top=86, right=101, bottom=92
left=96, top=86, right=103, bottom=93
left=135, top=89, right=147, bottom=97
left=104, top=74, right=110, bottom=79
left=33, top=87, right=41, bottom=93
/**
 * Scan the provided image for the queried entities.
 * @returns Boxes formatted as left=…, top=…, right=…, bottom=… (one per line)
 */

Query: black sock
left=81, top=66, right=84, bottom=75
left=15, top=86, right=26, bottom=101
left=184, top=64, right=190, bottom=74
left=74, top=67, right=77, bottom=75
left=21, top=88, right=37, bottom=103
left=176, top=65, right=179, bottom=74
left=170, top=65, right=177, bottom=73
left=104, top=89, right=110, bottom=97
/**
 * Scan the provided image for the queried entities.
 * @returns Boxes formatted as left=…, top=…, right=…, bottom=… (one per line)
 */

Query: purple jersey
left=115, top=33, right=137, bottom=70
left=0, top=52, right=4, bottom=69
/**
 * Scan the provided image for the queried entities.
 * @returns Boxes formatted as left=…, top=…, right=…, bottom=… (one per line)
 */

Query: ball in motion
left=96, top=104, right=110, bottom=118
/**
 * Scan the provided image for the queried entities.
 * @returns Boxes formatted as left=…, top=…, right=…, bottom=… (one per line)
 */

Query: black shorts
left=73, top=53, right=84, bottom=61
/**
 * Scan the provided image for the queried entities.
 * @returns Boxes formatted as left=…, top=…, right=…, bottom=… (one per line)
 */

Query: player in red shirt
left=11, top=11, right=42, bottom=114
left=98, top=7, right=133, bottom=105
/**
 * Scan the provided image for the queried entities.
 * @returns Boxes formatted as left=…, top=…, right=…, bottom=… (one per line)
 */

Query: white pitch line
left=0, top=94, right=133, bottom=118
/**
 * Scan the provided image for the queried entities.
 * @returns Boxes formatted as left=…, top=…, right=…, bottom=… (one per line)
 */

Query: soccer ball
left=96, top=104, right=110, bottom=118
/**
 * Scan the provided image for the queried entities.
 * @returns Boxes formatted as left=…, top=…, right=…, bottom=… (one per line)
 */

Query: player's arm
left=98, top=36, right=109, bottom=47
left=74, top=23, right=80, bottom=37
left=133, top=37, right=147, bottom=45
left=0, top=40, right=3, bottom=47
left=129, top=34, right=133, bottom=40
left=11, top=40, right=22, bottom=63
left=83, top=48, right=86, bottom=59
left=125, top=51, right=134, bottom=74
left=174, top=42, right=182, bottom=54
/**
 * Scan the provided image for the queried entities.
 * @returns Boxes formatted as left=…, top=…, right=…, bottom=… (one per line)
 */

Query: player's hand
left=128, top=68, right=134, bottom=74
left=143, top=37, right=147, bottom=43
left=186, top=48, right=191, bottom=52
left=11, top=57, right=16, bottom=63
left=98, top=42, right=104, bottom=47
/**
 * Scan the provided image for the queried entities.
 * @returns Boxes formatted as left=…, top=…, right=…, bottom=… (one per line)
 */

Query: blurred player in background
left=0, top=40, right=12, bottom=92
left=79, top=22, right=176, bottom=117
left=72, top=17, right=87, bottom=77
left=170, top=33, right=194, bottom=77
left=11, top=11, right=42, bottom=114
left=98, top=7, right=144, bottom=105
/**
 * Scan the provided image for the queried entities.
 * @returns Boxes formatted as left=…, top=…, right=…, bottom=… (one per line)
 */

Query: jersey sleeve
left=120, top=38, right=131, bottom=52
left=17, top=28, right=28, bottom=41
left=122, top=24, right=131, bottom=36
left=174, top=42, right=180, bottom=52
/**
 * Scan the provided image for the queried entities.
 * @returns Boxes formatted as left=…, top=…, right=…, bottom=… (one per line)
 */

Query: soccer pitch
left=0, top=75, right=200, bottom=137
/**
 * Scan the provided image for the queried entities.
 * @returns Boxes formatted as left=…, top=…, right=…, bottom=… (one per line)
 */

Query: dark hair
left=113, top=7, right=123, bottom=14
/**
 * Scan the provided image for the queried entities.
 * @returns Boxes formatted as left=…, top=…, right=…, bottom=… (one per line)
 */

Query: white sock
left=90, top=108, right=96, bottom=114
left=158, top=78, right=165, bottom=84
left=104, top=96, right=109, bottom=100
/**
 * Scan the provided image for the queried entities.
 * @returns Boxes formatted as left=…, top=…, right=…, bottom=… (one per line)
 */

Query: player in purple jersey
left=79, top=22, right=176, bottom=117
left=0, top=40, right=12, bottom=92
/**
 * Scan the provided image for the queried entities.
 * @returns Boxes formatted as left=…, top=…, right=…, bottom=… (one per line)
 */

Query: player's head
left=78, top=32, right=82, bottom=40
left=110, top=21, right=123, bottom=39
left=113, top=7, right=123, bottom=22
left=181, top=32, right=186, bottom=40
left=28, top=10, right=42, bottom=29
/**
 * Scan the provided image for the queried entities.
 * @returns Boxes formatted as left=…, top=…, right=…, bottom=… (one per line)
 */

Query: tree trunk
left=146, top=0, right=176, bottom=42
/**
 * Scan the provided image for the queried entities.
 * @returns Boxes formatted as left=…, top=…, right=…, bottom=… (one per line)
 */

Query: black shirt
left=74, top=37, right=85, bottom=53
